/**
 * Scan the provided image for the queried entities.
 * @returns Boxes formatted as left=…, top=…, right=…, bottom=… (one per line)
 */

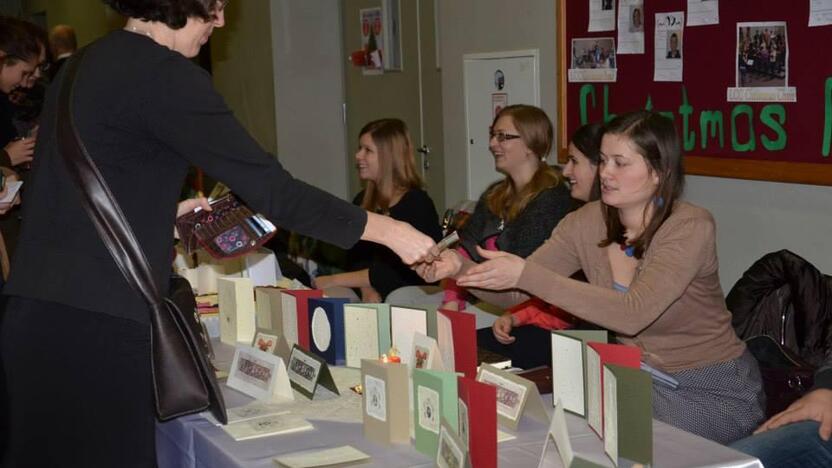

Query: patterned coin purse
left=175, top=194, right=276, bottom=259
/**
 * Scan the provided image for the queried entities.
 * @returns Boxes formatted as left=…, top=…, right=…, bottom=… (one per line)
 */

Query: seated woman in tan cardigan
left=417, top=110, right=765, bottom=444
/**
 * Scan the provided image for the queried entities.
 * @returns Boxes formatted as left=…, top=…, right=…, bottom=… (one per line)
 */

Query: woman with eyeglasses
left=0, top=1, right=434, bottom=465
left=441, top=105, right=572, bottom=362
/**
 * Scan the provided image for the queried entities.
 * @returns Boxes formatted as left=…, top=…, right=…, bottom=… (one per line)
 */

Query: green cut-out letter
left=580, top=85, right=596, bottom=125
left=731, top=105, right=756, bottom=152
left=699, top=111, right=724, bottom=149
left=679, top=87, right=696, bottom=151
left=823, top=77, right=832, bottom=157
left=760, top=105, right=786, bottom=151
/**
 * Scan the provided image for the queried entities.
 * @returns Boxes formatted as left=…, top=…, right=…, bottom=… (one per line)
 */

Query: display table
left=155, top=343, right=762, bottom=468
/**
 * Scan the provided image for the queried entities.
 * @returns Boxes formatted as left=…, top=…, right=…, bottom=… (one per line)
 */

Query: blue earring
left=653, top=195, right=665, bottom=208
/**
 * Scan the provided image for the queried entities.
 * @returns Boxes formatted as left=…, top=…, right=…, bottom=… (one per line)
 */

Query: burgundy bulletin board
left=556, top=0, right=832, bottom=185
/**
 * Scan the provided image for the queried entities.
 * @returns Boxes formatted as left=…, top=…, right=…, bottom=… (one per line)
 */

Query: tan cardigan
left=466, top=200, right=745, bottom=372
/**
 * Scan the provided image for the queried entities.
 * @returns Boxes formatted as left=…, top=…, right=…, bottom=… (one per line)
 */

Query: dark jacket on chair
left=727, top=249, right=832, bottom=368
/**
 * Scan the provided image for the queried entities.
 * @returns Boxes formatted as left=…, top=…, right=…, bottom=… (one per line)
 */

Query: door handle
left=417, top=145, right=431, bottom=170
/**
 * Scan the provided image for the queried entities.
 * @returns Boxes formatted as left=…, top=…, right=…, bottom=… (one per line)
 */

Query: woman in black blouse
left=315, top=119, right=442, bottom=302
left=0, top=2, right=434, bottom=466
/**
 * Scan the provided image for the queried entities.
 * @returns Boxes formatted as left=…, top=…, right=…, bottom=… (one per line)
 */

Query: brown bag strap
left=57, top=48, right=163, bottom=310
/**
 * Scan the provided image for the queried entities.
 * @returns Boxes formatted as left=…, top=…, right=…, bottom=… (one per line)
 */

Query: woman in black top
left=314, top=119, right=442, bottom=301
left=0, top=2, right=434, bottom=466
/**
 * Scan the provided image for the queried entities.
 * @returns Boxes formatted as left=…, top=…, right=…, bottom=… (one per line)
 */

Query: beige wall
left=342, top=0, right=445, bottom=209
left=343, top=0, right=421, bottom=195
left=438, top=0, right=557, bottom=209
left=211, top=0, right=277, bottom=155
left=22, top=0, right=123, bottom=46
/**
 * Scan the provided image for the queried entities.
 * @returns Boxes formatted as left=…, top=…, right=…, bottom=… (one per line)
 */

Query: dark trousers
left=1, top=296, right=156, bottom=467
left=477, top=324, right=552, bottom=369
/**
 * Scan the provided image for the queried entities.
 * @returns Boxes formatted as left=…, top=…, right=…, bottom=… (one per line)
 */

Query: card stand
left=476, top=364, right=550, bottom=431
left=603, top=364, right=653, bottom=467
left=286, top=345, right=339, bottom=400
left=280, top=289, right=324, bottom=351
left=227, top=345, right=293, bottom=402
left=439, top=309, right=477, bottom=379
left=538, top=399, right=605, bottom=468
left=390, top=305, right=428, bottom=366
left=413, top=369, right=459, bottom=457
left=457, top=376, right=497, bottom=468
left=585, top=342, right=641, bottom=437
left=218, top=277, right=256, bottom=346
left=308, top=297, right=351, bottom=366
left=361, top=359, right=410, bottom=445
left=551, top=330, right=609, bottom=416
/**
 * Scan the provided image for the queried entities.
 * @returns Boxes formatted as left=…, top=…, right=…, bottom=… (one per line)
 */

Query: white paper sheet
left=274, top=445, right=370, bottom=468
left=589, top=0, right=616, bottom=32
left=617, top=0, right=644, bottom=54
left=603, top=367, right=619, bottom=463
left=810, top=0, right=832, bottom=26
left=585, top=347, right=603, bottom=435
left=281, top=294, right=299, bottom=348
left=343, top=305, right=380, bottom=368
left=654, top=12, right=685, bottom=82
left=551, top=334, right=586, bottom=416
left=220, top=413, right=313, bottom=441
left=687, top=0, right=719, bottom=27
left=390, top=306, right=427, bottom=366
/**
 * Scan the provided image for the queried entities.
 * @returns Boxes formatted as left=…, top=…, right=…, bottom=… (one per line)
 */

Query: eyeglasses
left=488, top=129, right=522, bottom=143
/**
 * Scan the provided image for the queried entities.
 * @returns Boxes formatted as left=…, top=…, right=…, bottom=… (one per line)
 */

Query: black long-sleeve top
left=349, top=188, right=442, bottom=299
left=4, top=30, right=366, bottom=324
left=457, top=181, right=572, bottom=263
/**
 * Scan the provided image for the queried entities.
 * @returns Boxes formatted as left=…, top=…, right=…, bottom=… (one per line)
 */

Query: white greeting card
left=227, top=345, right=293, bottom=402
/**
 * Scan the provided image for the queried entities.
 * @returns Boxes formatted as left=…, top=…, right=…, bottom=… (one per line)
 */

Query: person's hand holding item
left=0, top=169, right=22, bottom=215
left=413, top=249, right=463, bottom=283
left=176, top=197, right=212, bottom=218
left=174, top=197, right=212, bottom=238
left=4, top=137, right=35, bottom=167
left=364, top=212, right=435, bottom=265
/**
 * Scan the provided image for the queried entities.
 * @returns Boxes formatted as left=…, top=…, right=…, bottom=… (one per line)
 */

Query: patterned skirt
left=652, top=350, right=766, bottom=445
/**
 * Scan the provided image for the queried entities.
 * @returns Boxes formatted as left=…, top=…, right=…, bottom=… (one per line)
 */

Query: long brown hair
left=598, top=111, right=685, bottom=258
left=359, top=118, right=423, bottom=213
left=485, top=105, right=563, bottom=222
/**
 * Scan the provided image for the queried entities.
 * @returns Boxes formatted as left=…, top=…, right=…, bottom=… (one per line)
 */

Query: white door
left=463, top=50, right=540, bottom=201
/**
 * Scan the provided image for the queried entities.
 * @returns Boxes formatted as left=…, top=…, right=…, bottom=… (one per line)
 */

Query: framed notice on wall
left=557, top=0, right=832, bottom=185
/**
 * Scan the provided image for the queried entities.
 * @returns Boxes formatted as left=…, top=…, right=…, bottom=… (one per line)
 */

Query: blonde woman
left=442, top=105, right=572, bottom=310
left=315, top=119, right=442, bottom=302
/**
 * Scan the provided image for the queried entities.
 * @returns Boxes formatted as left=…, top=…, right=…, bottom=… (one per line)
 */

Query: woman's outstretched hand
left=456, top=246, right=525, bottom=290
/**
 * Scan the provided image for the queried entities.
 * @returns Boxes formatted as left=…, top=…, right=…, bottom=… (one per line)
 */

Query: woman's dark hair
left=104, top=0, right=224, bottom=29
left=0, top=16, right=43, bottom=66
left=570, top=122, right=603, bottom=201
left=598, top=110, right=685, bottom=259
